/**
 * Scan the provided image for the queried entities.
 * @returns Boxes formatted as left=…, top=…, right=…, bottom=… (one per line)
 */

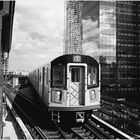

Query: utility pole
left=3, top=52, right=9, bottom=85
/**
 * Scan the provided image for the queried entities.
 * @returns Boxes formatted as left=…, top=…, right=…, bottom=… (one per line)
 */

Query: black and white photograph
left=0, top=0, right=140, bottom=139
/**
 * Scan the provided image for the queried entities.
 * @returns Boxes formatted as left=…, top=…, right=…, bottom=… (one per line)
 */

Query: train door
left=68, top=66, right=85, bottom=106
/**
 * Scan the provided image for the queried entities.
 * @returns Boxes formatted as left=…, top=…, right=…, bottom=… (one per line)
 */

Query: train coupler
left=76, top=112, right=85, bottom=123
left=51, top=111, right=60, bottom=123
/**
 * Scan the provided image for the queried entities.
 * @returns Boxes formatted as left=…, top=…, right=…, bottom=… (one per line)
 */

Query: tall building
left=81, top=1, right=140, bottom=97
left=64, top=0, right=83, bottom=54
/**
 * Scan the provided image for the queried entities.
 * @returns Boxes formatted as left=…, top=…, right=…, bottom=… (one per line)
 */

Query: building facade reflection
left=81, top=1, right=140, bottom=97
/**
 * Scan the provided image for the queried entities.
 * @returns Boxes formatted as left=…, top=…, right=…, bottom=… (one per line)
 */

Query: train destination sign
left=73, top=55, right=81, bottom=62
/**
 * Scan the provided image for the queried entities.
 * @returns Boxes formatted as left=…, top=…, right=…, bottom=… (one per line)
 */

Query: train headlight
left=90, top=90, right=96, bottom=102
left=55, top=90, right=62, bottom=103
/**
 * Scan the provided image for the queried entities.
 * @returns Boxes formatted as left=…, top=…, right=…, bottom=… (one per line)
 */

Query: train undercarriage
left=50, top=110, right=93, bottom=124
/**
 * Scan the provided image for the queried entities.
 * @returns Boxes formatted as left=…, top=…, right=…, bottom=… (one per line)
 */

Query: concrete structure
left=0, top=1, right=15, bottom=138
left=64, top=0, right=83, bottom=54
left=9, top=70, right=29, bottom=76
left=12, top=77, right=19, bottom=87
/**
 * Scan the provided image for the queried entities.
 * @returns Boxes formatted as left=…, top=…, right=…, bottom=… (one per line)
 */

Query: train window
left=88, top=67, right=98, bottom=88
left=71, top=68, right=80, bottom=82
left=52, top=66, right=65, bottom=87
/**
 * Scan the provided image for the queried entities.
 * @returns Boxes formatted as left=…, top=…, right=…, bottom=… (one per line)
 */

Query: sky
left=9, top=0, right=64, bottom=72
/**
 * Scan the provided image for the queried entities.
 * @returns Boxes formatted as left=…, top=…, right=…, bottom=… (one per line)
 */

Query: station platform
left=2, top=105, right=23, bottom=139
left=2, top=93, right=33, bottom=139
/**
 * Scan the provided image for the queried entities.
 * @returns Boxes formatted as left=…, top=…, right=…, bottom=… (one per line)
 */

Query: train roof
left=51, top=54, right=99, bottom=66
left=30, top=54, right=99, bottom=73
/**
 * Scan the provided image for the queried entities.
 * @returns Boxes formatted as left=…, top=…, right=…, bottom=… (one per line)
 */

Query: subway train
left=29, top=54, right=100, bottom=123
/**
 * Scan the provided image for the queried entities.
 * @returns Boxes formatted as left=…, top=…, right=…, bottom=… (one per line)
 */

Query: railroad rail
left=90, top=114, right=134, bottom=139
left=98, top=95, right=140, bottom=138
left=6, top=84, right=41, bottom=111
left=69, top=116, right=134, bottom=139
left=71, top=124, right=102, bottom=139
left=3, top=86, right=49, bottom=139
left=4, top=86, right=73, bottom=139
left=4, top=96, right=33, bottom=139
left=101, top=95, right=140, bottom=118
left=3, top=85, right=136, bottom=139
left=102, top=95, right=140, bottom=110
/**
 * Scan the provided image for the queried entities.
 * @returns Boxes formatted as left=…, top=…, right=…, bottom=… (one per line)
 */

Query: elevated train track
left=90, top=114, right=134, bottom=139
left=3, top=90, right=33, bottom=139
left=3, top=85, right=134, bottom=139
left=95, top=95, right=140, bottom=138
left=3, top=86, right=48, bottom=139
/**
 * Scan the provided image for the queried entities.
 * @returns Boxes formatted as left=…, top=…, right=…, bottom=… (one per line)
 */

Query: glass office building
left=82, top=1, right=140, bottom=97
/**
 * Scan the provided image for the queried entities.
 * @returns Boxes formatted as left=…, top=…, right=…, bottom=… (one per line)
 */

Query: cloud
left=29, top=32, right=46, bottom=41
left=9, top=0, right=64, bottom=72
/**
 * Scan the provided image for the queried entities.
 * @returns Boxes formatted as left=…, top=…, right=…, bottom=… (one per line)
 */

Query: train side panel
left=38, top=68, right=42, bottom=97
left=29, top=65, right=50, bottom=109
left=43, top=64, right=51, bottom=106
left=42, top=67, right=45, bottom=99
left=35, top=70, right=38, bottom=92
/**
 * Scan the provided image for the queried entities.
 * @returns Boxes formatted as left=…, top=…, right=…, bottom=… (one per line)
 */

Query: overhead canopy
left=1, top=1, right=15, bottom=53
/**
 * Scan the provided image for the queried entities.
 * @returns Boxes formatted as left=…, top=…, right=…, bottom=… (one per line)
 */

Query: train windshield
left=71, top=68, right=80, bottom=82
left=87, top=67, right=98, bottom=88
left=52, top=66, right=65, bottom=87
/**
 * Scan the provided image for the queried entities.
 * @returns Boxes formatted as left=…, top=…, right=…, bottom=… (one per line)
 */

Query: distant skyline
left=9, top=0, right=64, bottom=72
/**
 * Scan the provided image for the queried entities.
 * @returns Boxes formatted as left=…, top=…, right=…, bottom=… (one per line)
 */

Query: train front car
left=49, top=54, right=100, bottom=123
